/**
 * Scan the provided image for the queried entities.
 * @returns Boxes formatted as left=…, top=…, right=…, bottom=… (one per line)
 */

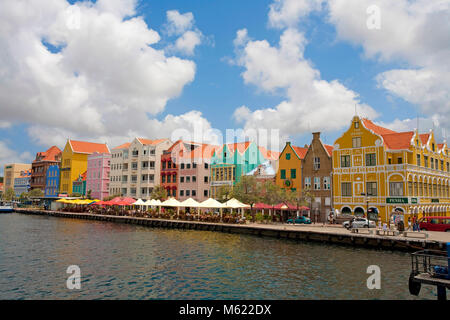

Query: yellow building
left=59, top=140, right=110, bottom=195
left=276, top=142, right=308, bottom=192
left=332, top=116, right=449, bottom=223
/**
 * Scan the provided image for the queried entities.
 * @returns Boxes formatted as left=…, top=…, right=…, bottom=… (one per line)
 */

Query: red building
left=160, top=142, right=181, bottom=198
left=30, top=146, right=62, bottom=191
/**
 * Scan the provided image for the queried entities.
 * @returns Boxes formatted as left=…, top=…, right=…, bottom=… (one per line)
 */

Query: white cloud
left=325, top=0, right=450, bottom=132
left=165, top=10, right=203, bottom=55
left=174, top=30, right=202, bottom=56
left=269, top=0, right=324, bottom=29
left=377, top=116, right=448, bottom=142
left=0, top=0, right=209, bottom=149
left=0, top=141, right=33, bottom=175
left=166, top=10, right=195, bottom=35
left=233, top=27, right=377, bottom=137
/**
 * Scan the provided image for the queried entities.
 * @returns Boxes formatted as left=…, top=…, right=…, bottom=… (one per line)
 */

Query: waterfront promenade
left=15, top=208, right=448, bottom=252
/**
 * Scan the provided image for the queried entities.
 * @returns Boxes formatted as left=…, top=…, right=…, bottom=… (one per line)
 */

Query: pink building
left=86, top=152, right=111, bottom=200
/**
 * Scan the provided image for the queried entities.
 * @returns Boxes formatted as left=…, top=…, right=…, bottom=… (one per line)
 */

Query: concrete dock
left=14, top=208, right=449, bottom=252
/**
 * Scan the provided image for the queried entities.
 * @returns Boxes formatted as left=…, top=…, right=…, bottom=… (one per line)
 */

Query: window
left=304, top=177, right=311, bottom=188
left=186, top=163, right=191, bottom=169
left=192, top=176, right=196, bottom=182
left=432, top=143, right=435, bottom=151
left=342, top=182, right=352, bottom=196
left=417, top=154, right=421, bottom=166
left=389, top=182, right=404, bottom=196
left=366, top=182, right=377, bottom=196
left=366, top=153, right=376, bottom=166
left=314, top=177, right=321, bottom=190
left=204, top=176, right=208, bottom=183
left=142, top=161, right=149, bottom=168
left=131, top=175, right=137, bottom=182
left=431, top=158, right=434, bottom=169
left=352, top=137, right=361, bottom=148
left=180, top=176, right=184, bottom=183
left=142, top=174, right=148, bottom=182
left=186, top=190, right=190, bottom=196
left=313, top=157, right=320, bottom=170
left=424, top=156, right=428, bottom=168
left=354, top=121, right=359, bottom=129
left=186, top=176, right=191, bottom=183
left=181, top=163, right=185, bottom=169
left=435, top=159, right=438, bottom=171
left=440, top=160, right=444, bottom=171
left=180, top=190, right=184, bottom=197
left=290, top=169, right=296, bottom=179
left=193, top=163, right=197, bottom=168
left=204, top=190, right=208, bottom=197
left=398, top=157, right=403, bottom=164
left=162, top=175, right=166, bottom=183
left=280, top=169, right=286, bottom=179
left=323, top=176, right=330, bottom=190
left=341, top=155, right=351, bottom=167
left=286, top=153, right=291, bottom=160
left=192, top=190, right=196, bottom=196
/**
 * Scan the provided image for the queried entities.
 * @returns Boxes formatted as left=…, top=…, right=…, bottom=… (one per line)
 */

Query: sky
left=0, top=0, right=449, bottom=175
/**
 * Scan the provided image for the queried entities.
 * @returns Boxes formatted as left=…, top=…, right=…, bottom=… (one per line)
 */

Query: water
left=0, top=213, right=437, bottom=299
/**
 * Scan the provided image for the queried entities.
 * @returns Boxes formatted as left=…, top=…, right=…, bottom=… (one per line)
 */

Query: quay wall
left=14, top=208, right=447, bottom=252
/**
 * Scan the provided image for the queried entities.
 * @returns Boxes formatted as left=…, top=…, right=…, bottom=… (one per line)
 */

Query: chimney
left=313, top=132, right=321, bottom=140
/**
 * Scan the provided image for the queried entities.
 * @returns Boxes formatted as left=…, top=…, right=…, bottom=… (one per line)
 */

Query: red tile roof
left=34, top=146, right=62, bottom=162
left=113, top=142, right=131, bottom=150
left=292, top=146, right=308, bottom=159
left=419, top=133, right=430, bottom=145
left=382, top=131, right=415, bottom=150
left=324, top=144, right=334, bottom=157
left=69, top=140, right=110, bottom=154
left=227, top=141, right=252, bottom=154
left=362, top=118, right=397, bottom=135
left=137, top=138, right=167, bottom=145
left=258, top=146, right=281, bottom=160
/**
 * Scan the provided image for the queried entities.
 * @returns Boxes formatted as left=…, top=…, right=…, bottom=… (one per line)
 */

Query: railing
left=411, top=250, right=449, bottom=279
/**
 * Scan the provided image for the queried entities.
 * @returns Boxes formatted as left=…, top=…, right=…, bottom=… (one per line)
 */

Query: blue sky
left=0, top=0, right=448, bottom=173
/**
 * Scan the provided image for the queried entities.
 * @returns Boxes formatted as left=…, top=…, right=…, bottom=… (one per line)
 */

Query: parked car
left=287, top=216, right=311, bottom=224
left=419, top=217, right=450, bottom=232
left=343, top=217, right=376, bottom=229
left=334, top=214, right=354, bottom=225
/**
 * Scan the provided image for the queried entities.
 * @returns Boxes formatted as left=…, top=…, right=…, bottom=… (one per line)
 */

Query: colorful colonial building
left=210, top=142, right=279, bottom=198
left=72, top=171, right=87, bottom=196
left=86, top=152, right=111, bottom=200
left=3, top=163, right=31, bottom=192
left=332, top=116, right=449, bottom=223
left=44, top=164, right=60, bottom=198
left=14, top=169, right=31, bottom=197
left=276, top=142, right=308, bottom=192
left=59, top=140, right=110, bottom=195
left=109, top=138, right=172, bottom=199
left=30, top=146, right=62, bottom=191
left=302, top=132, right=334, bottom=223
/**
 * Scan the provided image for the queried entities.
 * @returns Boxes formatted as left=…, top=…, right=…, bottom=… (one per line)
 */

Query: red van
left=419, top=216, right=450, bottom=232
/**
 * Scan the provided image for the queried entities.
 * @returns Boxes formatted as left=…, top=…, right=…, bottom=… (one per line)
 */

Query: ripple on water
left=0, top=213, right=437, bottom=300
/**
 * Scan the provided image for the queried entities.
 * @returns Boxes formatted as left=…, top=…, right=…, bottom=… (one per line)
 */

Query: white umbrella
left=143, top=200, right=152, bottom=206
left=160, top=197, right=181, bottom=216
left=224, top=198, right=250, bottom=218
left=180, top=198, right=201, bottom=207
left=133, top=199, right=146, bottom=205
left=199, top=198, right=225, bottom=221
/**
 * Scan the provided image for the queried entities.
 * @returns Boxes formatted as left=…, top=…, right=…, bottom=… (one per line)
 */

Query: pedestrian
left=407, top=217, right=412, bottom=231
left=378, top=218, right=382, bottom=230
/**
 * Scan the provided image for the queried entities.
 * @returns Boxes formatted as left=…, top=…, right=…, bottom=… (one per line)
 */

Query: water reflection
left=0, top=214, right=436, bottom=300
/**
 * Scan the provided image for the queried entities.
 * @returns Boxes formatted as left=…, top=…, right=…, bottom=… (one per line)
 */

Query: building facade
left=86, top=152, right=111, bottom=200
left=109, top=138, right=172, bottom=199
left=30, top=146, right=62, bottom=191
left=3, top=163, right=31, bottom=192
left=14, top=169, right=31, bottom=197
left=276, top=142, right=308, bottom=193
left=44, top=164, right=60, bottom=198
left=301, top=132, right=334, bottom=223
left=210, top=142, right=279, bottom=199
left=59, top=140, right=110, bottom=195
left=332, top=116, right=449, bottom=224
left=72, top=171, right=87, bottom=196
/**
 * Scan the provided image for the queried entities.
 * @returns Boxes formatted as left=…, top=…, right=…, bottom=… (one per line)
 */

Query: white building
left=109, top=138, right=172, bottom=199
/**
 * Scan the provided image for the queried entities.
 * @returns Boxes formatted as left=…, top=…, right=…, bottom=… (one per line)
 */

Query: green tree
left=215, top=185, right=233, bottom=202
left=150, top=185, right=168, bottom=200
left=29, top=188, right=44, bottom=198
left=3, top=187, right=15, bottom=201
left=19, top=192, right=29, bottom=202
left=231, top=176, right=262, bottom=210
left=284, top=186, right=313, bottom=214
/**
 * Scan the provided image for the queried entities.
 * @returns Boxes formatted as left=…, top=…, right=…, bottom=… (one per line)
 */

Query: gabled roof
left=227, top=141, right=252, bottom=154
left=419, top=133, right=430, bottom=145
left=382, top=131, right=415, bottom=150
left=34, top=146, right=62, bottom=162
left=113, top=142, right=131, bottom=150
left=181, top=144, right=221, bottom=160
left=324, top=145, right=334, bottom=157
left=137, top=138, right=168, bottom=145
left=292, top=146, right=308, bottom=159
left=69, top=140, right=110, bottom=154
left=258, top=146, right=281, bottom=161
left=362, top=118, right=396, bottom=135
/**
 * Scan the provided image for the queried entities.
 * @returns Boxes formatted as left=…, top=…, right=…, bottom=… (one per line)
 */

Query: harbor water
left=0, top=213, right=437, bottom=299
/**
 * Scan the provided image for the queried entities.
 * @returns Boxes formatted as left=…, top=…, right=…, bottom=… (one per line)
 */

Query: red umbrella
left=253, top=202, right=272, bottom=209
